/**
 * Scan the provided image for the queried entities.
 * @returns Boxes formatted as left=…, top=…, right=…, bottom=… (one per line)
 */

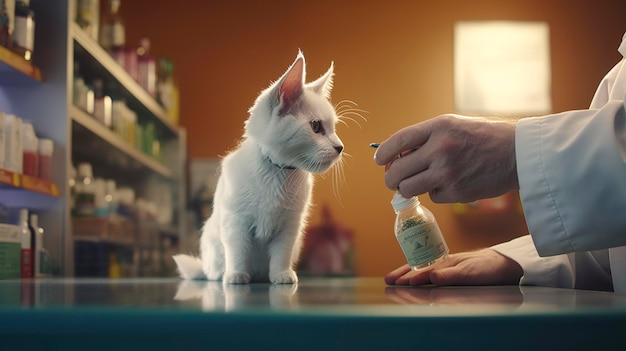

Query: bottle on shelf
left=19, top=208, right=32, bottom=278
left=92, top=78, right=113, bottom=128
left=108, top=251, right=121, bottom=278
left=0, top=0, right=14, bottom=49
left=37, top=138, right=53, bottom=181
left=4, top=114, right=23, bottom=174
left=100, top=0, right=138, bottom=80
left=29, top=213, right=46, bottom=277
left=157, top=57, right=179, bottom=125
left=72, top=61, right=84, bottom=106
left=391, top=191, right=449, bottom=272
left=104, top=179, right=118, bottom=219
left=137, top=38, right=156, bottom=97
left=21, top=119, right=38, bottom=177
left=12, top=0, right=34, bottom=61
left=74, top=163, right=96, bottom=217
left=68, top=165, right=77, bottom=210
left=93, top=177, right=108, bottom=218
left=112, top=99, right=129, bottom=140
left=99, top=0, right=124, bottom=52
left=73, top=61, right=94, bottom=114
left=75, top=0, right=99, bottom=41
left=28, top=212, right=37, bottom=276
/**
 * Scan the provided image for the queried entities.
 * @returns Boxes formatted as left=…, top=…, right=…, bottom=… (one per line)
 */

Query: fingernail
left=371, top=143, right=380, bottom=163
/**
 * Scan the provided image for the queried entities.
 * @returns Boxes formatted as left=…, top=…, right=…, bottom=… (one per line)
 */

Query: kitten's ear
left=307, top=61, right=334, bottom=99
left=275, top=51, right=305, bottom=115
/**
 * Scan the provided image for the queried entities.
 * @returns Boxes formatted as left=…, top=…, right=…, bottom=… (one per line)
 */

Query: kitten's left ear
left=275, top=51, right=305, bottom=115
left=307, top=62, right=334, bottom=99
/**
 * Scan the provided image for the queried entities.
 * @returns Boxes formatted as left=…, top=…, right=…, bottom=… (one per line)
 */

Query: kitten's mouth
left=306, top=156, right=341, bottom=173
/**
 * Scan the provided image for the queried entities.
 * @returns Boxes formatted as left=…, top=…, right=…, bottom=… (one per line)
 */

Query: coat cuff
left=491, top=235, right=574, bottom=288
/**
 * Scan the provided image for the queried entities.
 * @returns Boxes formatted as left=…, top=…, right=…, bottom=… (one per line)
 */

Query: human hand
left=384, top=249, right=523, bottom=286
left=374, top=114, right=518, bottom=203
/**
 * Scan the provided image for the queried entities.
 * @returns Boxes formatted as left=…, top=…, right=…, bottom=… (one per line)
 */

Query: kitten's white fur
left=173, top=51, right=343, bottom=284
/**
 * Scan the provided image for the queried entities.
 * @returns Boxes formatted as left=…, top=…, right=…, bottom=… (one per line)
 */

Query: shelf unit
left=0, top=45, right=42, bottom=82
left=0, top=0, right=187, bottom=276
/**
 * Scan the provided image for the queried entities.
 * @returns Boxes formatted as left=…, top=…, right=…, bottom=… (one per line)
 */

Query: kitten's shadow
left=174, top=280, right=299, bottom=312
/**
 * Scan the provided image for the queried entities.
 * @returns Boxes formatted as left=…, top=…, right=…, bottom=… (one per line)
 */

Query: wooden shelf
left=70, top=22, right=178, bottom=137
left=70, top=105, right=174, bottom=179
left=0, top=168, right=60, bottom=210
left=0, top=168, right=59, bottom=197
left=0, top=45, right=42, bottom=82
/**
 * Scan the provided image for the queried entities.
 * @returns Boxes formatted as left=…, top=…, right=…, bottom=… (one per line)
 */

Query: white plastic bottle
left=74, top=163, right=96, bottom=217
left=391, top=191, right=449, bottom=271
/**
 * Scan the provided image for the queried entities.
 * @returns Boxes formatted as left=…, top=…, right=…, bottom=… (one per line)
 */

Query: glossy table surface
left=1, top=277, right=626, bottom=350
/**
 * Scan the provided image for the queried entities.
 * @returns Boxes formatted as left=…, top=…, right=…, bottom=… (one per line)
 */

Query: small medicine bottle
left=391, top=191, right=449, bottom=271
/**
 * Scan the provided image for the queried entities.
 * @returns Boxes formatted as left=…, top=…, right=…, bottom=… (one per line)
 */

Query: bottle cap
left=391, top=191, right=419, bottom=211
left=38, top=138, right=54, bottom=156
left=77, top=163, right=93, bottom=178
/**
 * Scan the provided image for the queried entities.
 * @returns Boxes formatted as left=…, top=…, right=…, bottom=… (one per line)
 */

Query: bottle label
left=74, top=192, right=95, bottom=217
left=396, top=222, right=447, bottom=267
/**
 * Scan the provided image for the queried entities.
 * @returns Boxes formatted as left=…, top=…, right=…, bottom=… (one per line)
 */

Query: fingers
left=429, top=266, right=469, bottom=286
left=382, top=148, right=424, bottom=187
left=375, top=120, right=442, bottom=196
left=384, top=264, right=434, bottom=286
left=384, top=264, right=412, bottom=285
left=407, top=269, right=434, bottom=285
left=374, top=122, right=431, bottom=166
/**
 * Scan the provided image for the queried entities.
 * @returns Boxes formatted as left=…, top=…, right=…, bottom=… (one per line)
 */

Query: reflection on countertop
left=1, top=277, right=626, bottom=316
left=174, top=280, right=300, bottom=311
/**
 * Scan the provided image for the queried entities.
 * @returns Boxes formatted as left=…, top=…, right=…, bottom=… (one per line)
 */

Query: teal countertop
left=1, top=277, right=625, bottom=350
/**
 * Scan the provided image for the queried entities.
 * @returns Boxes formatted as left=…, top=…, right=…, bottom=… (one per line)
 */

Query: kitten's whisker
left=334, top=99, right=358, bottom=111
left=330, top=156, right=348, bottom=206
left=338, top=115, right=363, bottom=129
left=339, top=110, right=368, bottom=121
left=337, top=107, right=369, bottom=116
left=335, top=100, right=363, bottom=116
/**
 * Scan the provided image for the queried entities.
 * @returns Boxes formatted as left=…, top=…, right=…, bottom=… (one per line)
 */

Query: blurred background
left=1, top=0, right=625, bottom=278
left=120, top=0, right=626, bottom=277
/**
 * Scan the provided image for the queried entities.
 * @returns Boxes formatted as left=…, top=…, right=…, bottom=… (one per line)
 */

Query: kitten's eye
left=310, top=120, right=324, bottom=134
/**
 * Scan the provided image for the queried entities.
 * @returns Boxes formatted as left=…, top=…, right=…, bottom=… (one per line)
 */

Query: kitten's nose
left=334, top=145, right=344, bottom=154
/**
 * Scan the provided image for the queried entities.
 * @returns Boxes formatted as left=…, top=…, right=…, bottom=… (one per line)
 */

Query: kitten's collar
left=266, top=156, right=296, bottom=170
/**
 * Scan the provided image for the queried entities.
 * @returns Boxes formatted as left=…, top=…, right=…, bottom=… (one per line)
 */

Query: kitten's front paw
left=223, top=272, right=251, bottom=284
left=270, top=270, right=298, bottom=284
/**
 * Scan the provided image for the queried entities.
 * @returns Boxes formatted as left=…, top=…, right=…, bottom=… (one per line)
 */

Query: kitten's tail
left=172, top=254, right=206, bottom=280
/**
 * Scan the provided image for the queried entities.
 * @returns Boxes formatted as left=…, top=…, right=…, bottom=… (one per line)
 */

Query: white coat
left=492, top=32, right=626, bottom=293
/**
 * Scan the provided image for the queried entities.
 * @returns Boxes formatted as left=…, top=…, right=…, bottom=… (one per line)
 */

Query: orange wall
left=121, top=0, right=626, bottom=277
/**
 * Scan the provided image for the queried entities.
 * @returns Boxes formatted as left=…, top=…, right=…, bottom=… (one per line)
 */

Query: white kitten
left=173, top=51, right=343, bottom=284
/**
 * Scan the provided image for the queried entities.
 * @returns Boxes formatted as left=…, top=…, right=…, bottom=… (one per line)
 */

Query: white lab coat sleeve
left=515, top=99, right=626, bottom=256
left=491, top=235, right=574, bottom=288
left=492, top=235, right=613, bottom=290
